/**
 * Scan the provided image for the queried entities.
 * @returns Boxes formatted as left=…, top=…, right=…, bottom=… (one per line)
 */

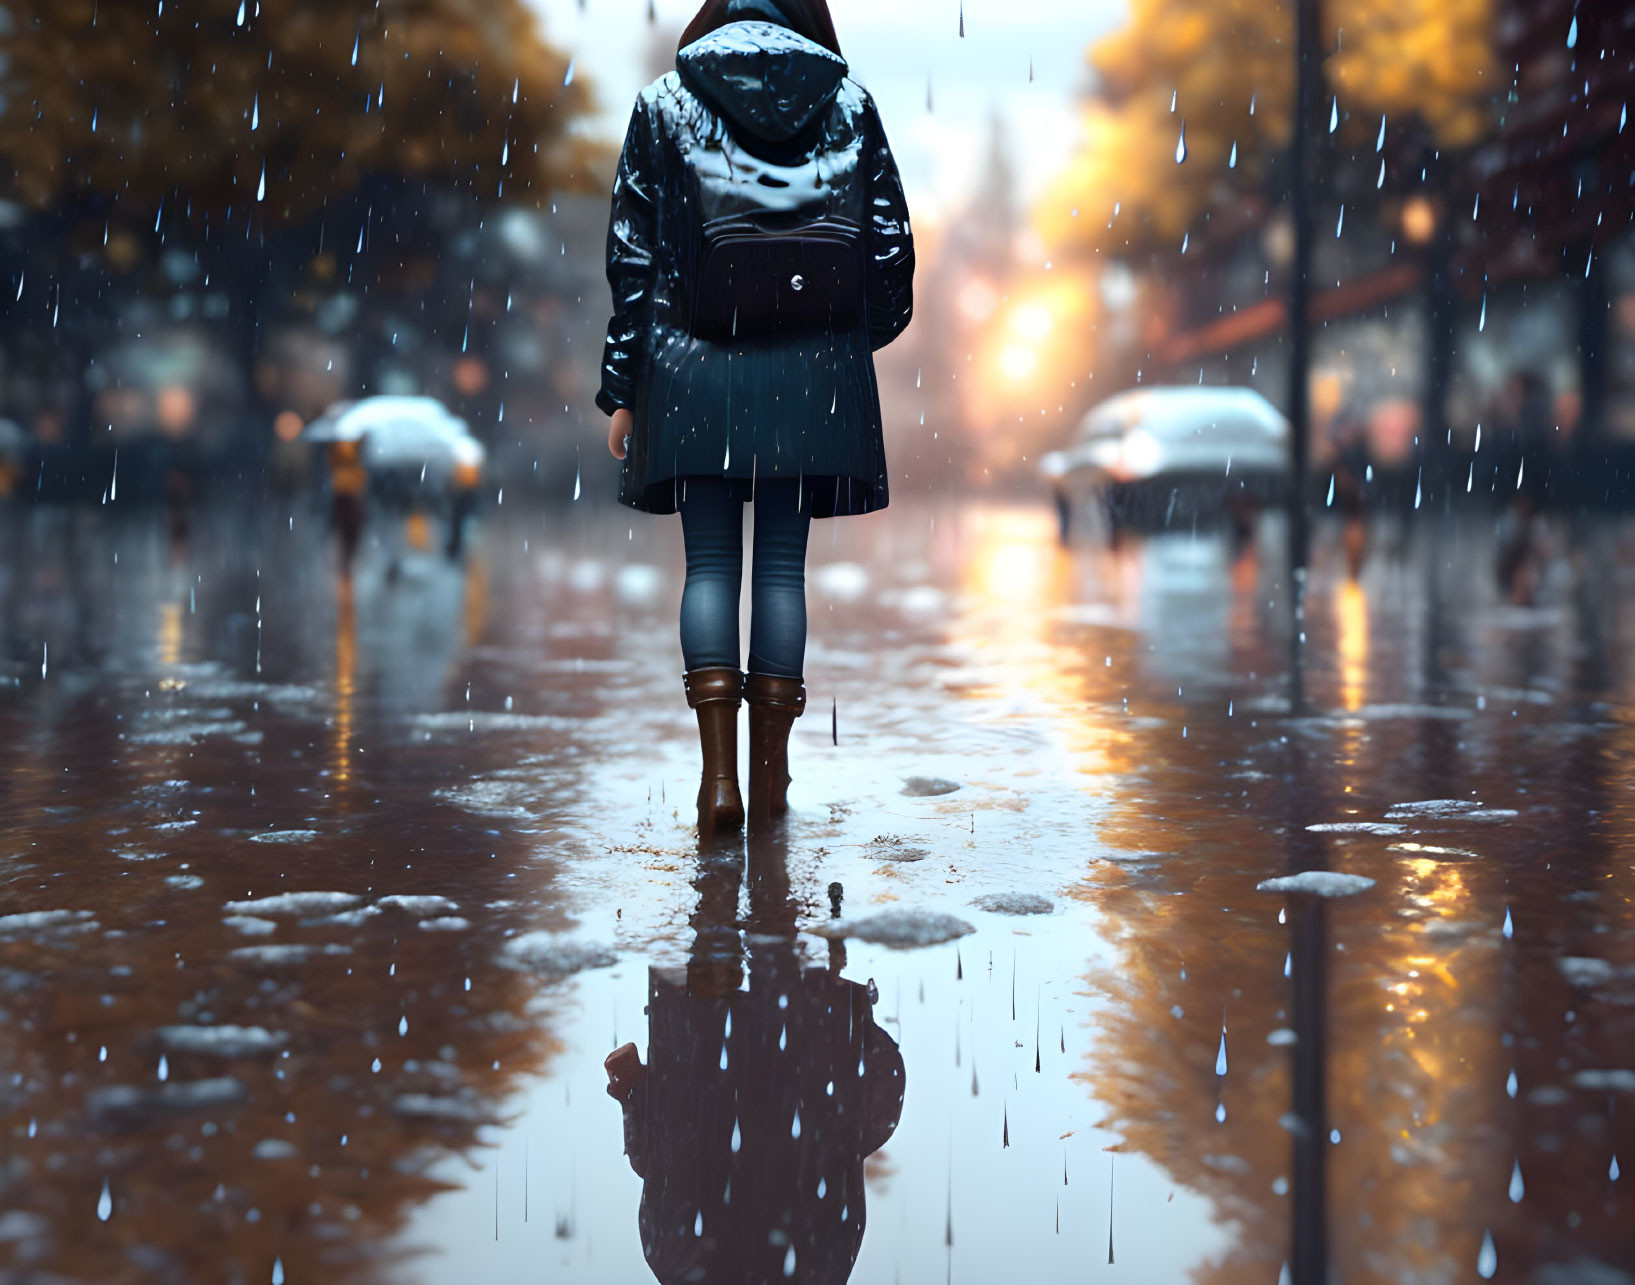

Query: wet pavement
left=2, top=495, right=1634, bottom=1284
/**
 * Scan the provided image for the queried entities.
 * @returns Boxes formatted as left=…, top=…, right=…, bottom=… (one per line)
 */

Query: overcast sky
left=523, top=0, right=1123, bottom=225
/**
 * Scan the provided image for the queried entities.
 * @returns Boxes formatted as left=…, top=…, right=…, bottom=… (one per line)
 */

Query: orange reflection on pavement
left=333, top=575, right=356, bottom=796
left=952, top=505, right=1134, bottom=783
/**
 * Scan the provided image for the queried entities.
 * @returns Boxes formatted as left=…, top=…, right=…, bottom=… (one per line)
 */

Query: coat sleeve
left=860, top=95, right=914, bottom=352
left=596, top=97, right=661, bottom=416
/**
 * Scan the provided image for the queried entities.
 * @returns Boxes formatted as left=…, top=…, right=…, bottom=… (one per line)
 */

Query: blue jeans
left=677, top=477, right=811, bottom=679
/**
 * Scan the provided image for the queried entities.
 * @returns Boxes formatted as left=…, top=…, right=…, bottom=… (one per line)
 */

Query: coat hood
left=676, top=20, right=848, bottom=144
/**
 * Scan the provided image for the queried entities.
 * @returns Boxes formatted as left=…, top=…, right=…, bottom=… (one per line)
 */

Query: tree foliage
left=1039, top=0, right=1498, bottom=256
left=0, top=0, right=598, bottom=224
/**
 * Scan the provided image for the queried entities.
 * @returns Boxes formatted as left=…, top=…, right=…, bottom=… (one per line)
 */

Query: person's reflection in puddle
left=605, top=832, right=905, bottom=1283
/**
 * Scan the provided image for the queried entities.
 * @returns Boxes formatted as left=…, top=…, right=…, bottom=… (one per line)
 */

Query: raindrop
left=1180, top=231, right=1189, bottom=254
left=272, top=1258, right=285, bottom=1285
left=693, top=1210, right=703, bottom=1236
left=1248, top=90, right=1256, bottom=116
left=501, top=138, right=509, bottom=165
left=719, top=1043, right=729, bottom=1071
left=1472, top=192, right=1480, bottom=221
left=1566, top=15, right=1577, bottom=48
left=1478, top=292, right=1486, bottom=332
left=97, top=1179, right=112, bottom=1221
left=1611, top=1155, right=1621, bottom=1182
left=1283, top=951, right=1292, bottom=978
left=513, top=77, right=519, bottom=104
left=1335, top=205, right=1344, bottom=237
left=1467, top=462, right=1473, bottom=493
left=730, top=1118, right=741, bottom=1153
left=1475, top=423, right=1482, bottom=452
left=251, top=94, right=259, bottom=131
left=371, top=1057, right=381, bottom=1073
left=564, top=58, right=575, bottom=86
left=1621, top=104, right=1627, bottom=134
left=1228, top=141, right=1237, bottom=168
left=1376, top=158, right=1385, bottom=189
left=1516, top=458, right=1525, bottom=490
left=791, top=1108, right=801, bottom=1139
left=351, top=30, right=359, bottom=65
left=1477, top=1228, right=1497, bottom=1278
left=1502, top=906, right=1512, bottom=938
left=99, top=1046, right=107, bottom=1063
left=1414, top=469, right=1422, bottom=509
left=1327, top=475, right=1337, bottom=508
left=1170, top=89, right=1177, bottom=111
left=817, top=1177, right=827, bottom=1198
left=1508, top=1158, right=1524, bottom=1202
left=257, top=161, right=266, bottom=203
left=398, top=1015, right=408, bottom=1037
left=1328, top=96, right=1338, bottom=132
left=1375, top=114, right=1386, bottom=151
left=957, top=0, right=964, bottom=37
left=236, top=0, right=245, bottom=24
left=1215, top=1031, right=1227, bottom=1076
left=1215, top=1102, right=1226, bottom=1123
left=158, top=1055, right=169, bottom=1082
left=1329, top=1129, right=1341, bottom=1144
left=1505, top=1067, right=1518, bottom=1098
left=1174, top=122, right=1187, bottom=163
left=91, top=108, right=98, bottom=133
left=783, top=1246, right=797, bottom=1277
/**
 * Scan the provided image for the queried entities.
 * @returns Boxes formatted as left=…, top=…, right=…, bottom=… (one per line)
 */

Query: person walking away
left=595, top=0, right=914, bottom=833
left=327, top=438, right=368, bottom=573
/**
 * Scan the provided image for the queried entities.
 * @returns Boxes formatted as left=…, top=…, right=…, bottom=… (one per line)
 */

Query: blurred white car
left=1040, top=386, right=1289, bottom=542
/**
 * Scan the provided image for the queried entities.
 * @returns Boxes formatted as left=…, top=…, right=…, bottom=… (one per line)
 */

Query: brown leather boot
left=684, top=668, right=744, bottom=835
left=745, top=673, right=805, bottom=823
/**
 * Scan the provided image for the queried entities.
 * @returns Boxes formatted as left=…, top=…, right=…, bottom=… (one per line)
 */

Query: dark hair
left=679, top=0, right=843, bottom=58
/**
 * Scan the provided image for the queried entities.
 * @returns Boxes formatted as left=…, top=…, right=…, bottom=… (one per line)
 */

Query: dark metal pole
left=1284, top=4, right=1327, bottom=1283
left=1285, top=0, right=1320, bottom=589
left=1284, top=0, right=1321, bottom=721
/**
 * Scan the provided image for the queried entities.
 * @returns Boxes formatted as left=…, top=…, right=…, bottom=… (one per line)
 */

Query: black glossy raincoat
left=595, top=14, right=915, bottom=517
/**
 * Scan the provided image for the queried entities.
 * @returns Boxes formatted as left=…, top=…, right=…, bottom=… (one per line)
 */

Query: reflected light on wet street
left=3, top=500, right=1634, bottom=1284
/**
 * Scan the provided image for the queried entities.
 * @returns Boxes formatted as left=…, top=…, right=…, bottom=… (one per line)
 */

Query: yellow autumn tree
left=1039, top=0, right=1497, bottom=257
left=0, top=0, right=597, bottom=221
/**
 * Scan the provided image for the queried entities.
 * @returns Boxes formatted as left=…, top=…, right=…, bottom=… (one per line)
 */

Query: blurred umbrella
left=358, top=404, right=476, bottom=477
left=0, top=418, right=28, bottom=457
left=301, top=395, right=474, bottom=458
left=299, top=399, right=370, bottom=443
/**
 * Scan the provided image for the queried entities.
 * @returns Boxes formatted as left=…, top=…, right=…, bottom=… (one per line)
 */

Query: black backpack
left=686, top=212, right=865, bottom=342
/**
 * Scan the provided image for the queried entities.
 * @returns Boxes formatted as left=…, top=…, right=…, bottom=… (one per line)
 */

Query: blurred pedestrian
left=1494, top=371, right=1553, bottom=605
left=596, top=0, right=915, bottom=833
left=326, top=438, right=367, bottom=573
left=1329, top=402, right=1370, bottom=579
